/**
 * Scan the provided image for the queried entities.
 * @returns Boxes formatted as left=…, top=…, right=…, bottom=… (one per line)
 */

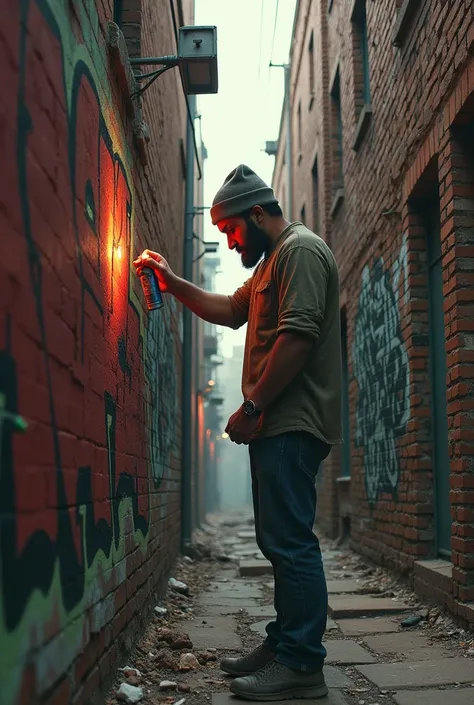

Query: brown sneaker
left=220, top=643, right=276, bottom=677
left=230, top=660, right=328, bottom=701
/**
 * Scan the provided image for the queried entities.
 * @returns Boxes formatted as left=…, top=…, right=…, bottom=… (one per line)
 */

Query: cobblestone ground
left=108, top=511, right=474, bottom=705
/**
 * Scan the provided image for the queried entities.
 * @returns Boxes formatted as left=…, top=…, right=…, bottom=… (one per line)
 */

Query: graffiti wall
left=352, top=236, right=410, bottom=508
left=0, top=0, right=180, bottom=702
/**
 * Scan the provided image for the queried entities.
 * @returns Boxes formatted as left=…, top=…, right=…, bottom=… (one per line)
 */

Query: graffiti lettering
left=352, top=236, right=410, bottom=507
left=0, top=0, right=178, bottom=702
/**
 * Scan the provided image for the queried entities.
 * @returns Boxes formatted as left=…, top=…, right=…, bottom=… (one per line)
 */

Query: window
left=340, top=308, right=351, bottom=478
left=300, top=204, right=306, bottom=225
left=297, top=101, right=302, bottom=154
left=351, top=0, right=372, bottom=150
left=309, top=31, right=315, bottom=108
left=330, top=68, right=344, bottom=193
left=351, top=0, right=371, bottom=109
left=312, top=157, right=320, bottom=234
left=393, top=0, right=419, bottom=47
left=114, top=0, right=123, bottom=25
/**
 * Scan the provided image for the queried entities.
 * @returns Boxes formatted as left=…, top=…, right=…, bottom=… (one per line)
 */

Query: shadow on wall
left=0, top=1, right=178, bottom=702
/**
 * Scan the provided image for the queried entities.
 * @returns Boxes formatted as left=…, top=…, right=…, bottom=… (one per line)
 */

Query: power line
left=269, top=0, right=280, bottom=67
left=258, top=0, right=266, bottom=83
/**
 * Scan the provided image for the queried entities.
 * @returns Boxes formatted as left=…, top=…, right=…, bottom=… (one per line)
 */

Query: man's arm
left=171, top=276, right=251, bottom=329
left=134, top=249, right=251, bottom=329
left=250, top=331, right=312, bottom=411
left=171, top=277, right=235, bottom=327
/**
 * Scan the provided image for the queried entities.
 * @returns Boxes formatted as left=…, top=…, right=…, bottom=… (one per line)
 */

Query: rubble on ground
left=179, top=653, right=200, bottom=671
left=156, top=627, right=193, bottom=650
left=116, top=682, right=143, bottom=703
left=108, top=509, right=474, bottom=705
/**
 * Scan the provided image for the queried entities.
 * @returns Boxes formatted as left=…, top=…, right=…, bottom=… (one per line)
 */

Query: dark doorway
left=341, top=308, right=351, bottom=478
left=421, top=197, right=451, bottom=556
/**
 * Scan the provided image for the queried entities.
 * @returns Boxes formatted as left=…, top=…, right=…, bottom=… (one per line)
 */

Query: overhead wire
left=269, top=0, right=280, bottom=72
left=264, top=0, right=281, bottom=116
left=257, top=0, right=266, bottom=84
left=259, top=0, right=281, bottom=138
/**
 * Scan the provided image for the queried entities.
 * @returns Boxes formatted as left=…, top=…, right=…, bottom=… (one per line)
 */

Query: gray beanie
left=210, top=164, right=278, bottom=225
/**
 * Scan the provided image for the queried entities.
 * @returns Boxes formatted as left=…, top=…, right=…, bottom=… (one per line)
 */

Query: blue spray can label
left=139, top=267, right=164, bottom=310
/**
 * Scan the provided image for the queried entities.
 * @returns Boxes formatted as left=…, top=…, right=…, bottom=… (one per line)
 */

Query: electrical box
left=178, top=26, right=218, bottom=95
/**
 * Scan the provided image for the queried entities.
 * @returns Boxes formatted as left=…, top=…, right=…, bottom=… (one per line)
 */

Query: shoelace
left=244, top=644, right=272, bottom=662
left=252, top=659, right=283, bottom=682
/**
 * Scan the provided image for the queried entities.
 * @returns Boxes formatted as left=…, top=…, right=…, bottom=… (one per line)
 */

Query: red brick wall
left=274, top=0, right=474, bottom=623
left=0, top=0, right=192, bottom=702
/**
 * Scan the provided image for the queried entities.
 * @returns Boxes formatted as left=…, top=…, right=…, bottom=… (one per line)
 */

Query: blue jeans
left=249, top=431, right=330, bottom=672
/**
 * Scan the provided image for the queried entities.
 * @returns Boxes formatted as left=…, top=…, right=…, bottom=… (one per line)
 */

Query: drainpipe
left=284, top=63, right=293, bottom=221
left=181, top=93, right=196, bottom=551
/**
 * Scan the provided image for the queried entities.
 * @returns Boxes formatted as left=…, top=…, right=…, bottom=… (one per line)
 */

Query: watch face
left=243, top=400, right=255, bottom=416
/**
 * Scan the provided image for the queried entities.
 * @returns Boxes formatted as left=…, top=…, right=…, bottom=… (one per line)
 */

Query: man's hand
left=133, top=249, right=177, bottom=293
left=225, top=406, right=262, bottom=445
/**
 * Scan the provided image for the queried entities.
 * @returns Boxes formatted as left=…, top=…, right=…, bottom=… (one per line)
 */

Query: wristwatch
left=242, top=399, right=262, bottom=417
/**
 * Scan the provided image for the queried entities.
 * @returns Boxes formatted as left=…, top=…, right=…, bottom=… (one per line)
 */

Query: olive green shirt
left=229, top=222, right=342, bottom=445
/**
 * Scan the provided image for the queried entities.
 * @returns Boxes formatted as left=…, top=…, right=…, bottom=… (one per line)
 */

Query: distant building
left=271, top=0, right=474, bottom=627
left=218, top=346, right=252, bottom=510
left=200, top=252, right=225, bottom=515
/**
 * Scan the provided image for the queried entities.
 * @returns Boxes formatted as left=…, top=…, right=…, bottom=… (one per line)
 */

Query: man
left=134, top=165, right=342, bottom=701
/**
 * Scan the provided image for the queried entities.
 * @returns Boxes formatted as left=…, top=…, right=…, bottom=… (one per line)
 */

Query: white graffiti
left=352, top=235, right=410, bottom=506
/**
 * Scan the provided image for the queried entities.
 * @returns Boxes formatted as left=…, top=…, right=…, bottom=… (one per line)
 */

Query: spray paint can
left=139, top=267, right=164, bottom=311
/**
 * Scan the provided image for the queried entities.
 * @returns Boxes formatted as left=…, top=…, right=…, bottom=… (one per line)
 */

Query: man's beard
left=239, top=219, right=270, bottom=269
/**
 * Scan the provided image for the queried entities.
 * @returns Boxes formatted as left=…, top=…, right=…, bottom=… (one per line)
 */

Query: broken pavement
left=108, top=512, right=474, bottom=705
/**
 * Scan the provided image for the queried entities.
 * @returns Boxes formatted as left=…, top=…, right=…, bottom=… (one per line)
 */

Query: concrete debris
left=159, top=680, right=177, bottom=690
left=124, top=676, right=141, bottom=687
left=401, top=614, right=423, bottom=628
left=197, top=650, right=218, bottom=662
left=116, top=682, right=144, bottom=703
left=215, top=553, right=232, bottom=562
left=119, top=667, right=142, bottom=678
left=156, top=627, right=193, bottom=650
left=169, top=578, right=189, bottom=596
left=183, top=540, right=214, bottom=561
left=177, top=683, right=192, bottom=693
left=179, top=652, right=200, bottom=671
left=106, top=512, right=474, bottom=705
left=154, top=648, right=179, bottom=671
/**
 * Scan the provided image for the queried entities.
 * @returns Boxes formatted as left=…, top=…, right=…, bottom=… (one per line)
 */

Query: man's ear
left=250, top=205, right=264, bottom=225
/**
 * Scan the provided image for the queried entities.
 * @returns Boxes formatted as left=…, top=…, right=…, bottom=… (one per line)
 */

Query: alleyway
left=109, top=513, right=474, bottom=705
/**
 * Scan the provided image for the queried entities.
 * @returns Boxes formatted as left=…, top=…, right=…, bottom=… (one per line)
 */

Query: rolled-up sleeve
left=276, top=246, right=328, bottom=341
left=228, top=277, right=252, bottom=329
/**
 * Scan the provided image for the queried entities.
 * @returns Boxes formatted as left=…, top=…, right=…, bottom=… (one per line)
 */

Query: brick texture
left=0, top=0, right=194, bottom=703
left=273, top=0, right=474, bottom=626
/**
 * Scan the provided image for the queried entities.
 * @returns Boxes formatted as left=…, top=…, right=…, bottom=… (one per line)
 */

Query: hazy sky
left=195, top=0, right=297, bottom=357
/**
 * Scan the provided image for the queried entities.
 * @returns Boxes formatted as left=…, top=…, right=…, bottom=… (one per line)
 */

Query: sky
left=194, top=0, right=297, bottom=357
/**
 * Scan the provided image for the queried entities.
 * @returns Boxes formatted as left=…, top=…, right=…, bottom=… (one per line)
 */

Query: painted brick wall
left=274, top=0, right=474, bottom=626
left=0, top=0, right=193, bottom=702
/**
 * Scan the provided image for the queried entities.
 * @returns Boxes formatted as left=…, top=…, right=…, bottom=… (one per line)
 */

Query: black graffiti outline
left=0, top=0, right=149, bottom=634
left=353, top=256, right=410, bottom=509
